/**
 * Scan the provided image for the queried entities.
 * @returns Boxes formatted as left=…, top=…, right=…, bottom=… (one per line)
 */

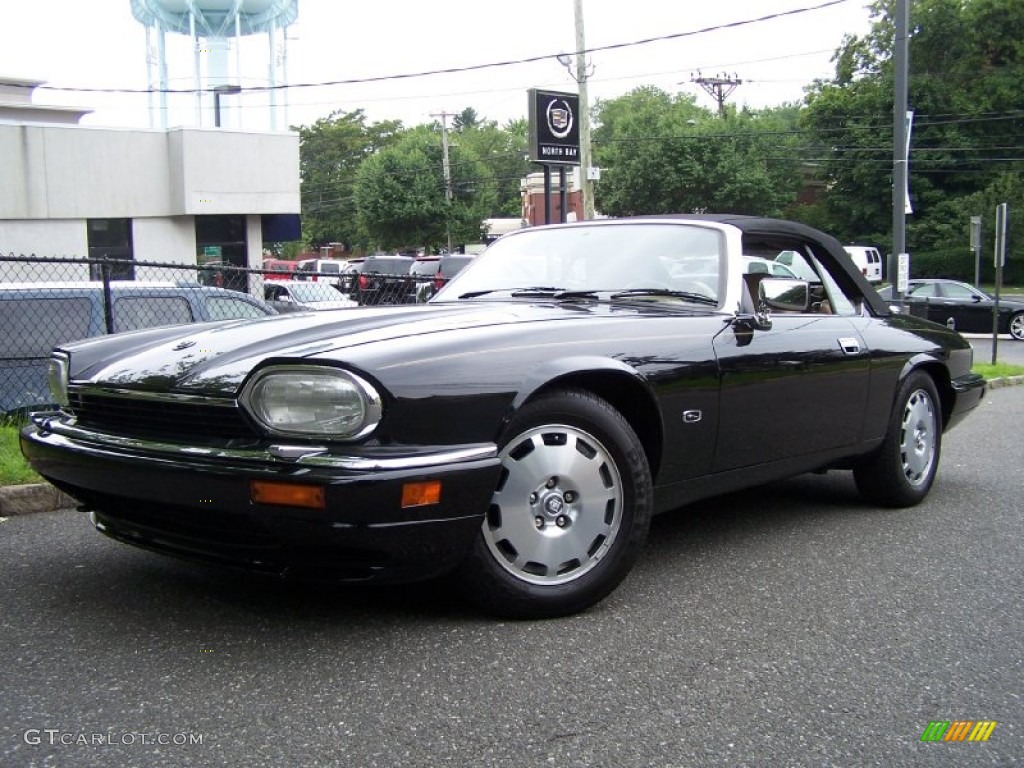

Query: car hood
left=63, top=300, right=711, bottom=396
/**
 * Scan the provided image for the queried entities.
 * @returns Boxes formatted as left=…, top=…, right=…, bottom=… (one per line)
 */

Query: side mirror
left=759, top=278, right=809, bottom=312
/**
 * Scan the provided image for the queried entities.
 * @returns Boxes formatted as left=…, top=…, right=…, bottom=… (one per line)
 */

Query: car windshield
left=288, top=282, right=343, bottom=302
left=410, top=259, right=440, bottom=276
left=433, top=223, right=723, bottom=305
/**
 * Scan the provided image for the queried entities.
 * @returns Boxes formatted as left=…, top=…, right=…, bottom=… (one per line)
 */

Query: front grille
left=67, top=389, right=260, bottom=443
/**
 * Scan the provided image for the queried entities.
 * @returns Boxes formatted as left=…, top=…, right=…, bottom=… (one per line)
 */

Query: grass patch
left=973, top=362, right=1024, bottom=380
left=0, top=421, right=40, bottom=486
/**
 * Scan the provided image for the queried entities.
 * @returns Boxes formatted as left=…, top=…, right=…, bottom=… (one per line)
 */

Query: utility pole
left=574, top=0, right=595, bottom=220
left=433, top=111, right=454, bottom=253
left=691, top=72, right=742, bottom=118
left=891, top=0, right=910, bottom=306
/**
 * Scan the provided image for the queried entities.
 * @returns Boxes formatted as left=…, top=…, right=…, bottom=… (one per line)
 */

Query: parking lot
left=1, top=387, right=1021, bottom=766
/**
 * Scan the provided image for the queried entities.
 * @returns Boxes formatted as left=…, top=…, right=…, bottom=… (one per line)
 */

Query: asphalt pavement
left=1, top=388, right=1022, bottom=767
left=965, top=333, right=1024, bottom=367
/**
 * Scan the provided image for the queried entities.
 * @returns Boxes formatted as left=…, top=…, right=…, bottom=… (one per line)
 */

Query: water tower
left=131, top=0, right=298, bottom=129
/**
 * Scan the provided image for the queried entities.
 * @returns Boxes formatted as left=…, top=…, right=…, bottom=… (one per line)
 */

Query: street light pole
left=213, top=84, right=242, bottom=128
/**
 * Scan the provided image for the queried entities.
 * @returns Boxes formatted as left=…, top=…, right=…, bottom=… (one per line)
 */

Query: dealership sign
left=528, top=89, right=580, bottom=165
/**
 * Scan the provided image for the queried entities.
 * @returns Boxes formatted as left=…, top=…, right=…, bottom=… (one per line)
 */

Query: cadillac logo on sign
left=547, top=99, right=573, bottom=138
left=528, top=88, right=580, bottom=165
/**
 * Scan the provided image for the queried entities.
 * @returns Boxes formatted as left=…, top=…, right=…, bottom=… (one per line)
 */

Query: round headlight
left=241, top=366, right=382, bottom=439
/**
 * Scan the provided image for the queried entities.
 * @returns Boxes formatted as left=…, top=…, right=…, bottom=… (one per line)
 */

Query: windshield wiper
left=509, top=286, right=570, bottom=297
left=458, top=287, right=599, bottom=300
left=461, top=286, right=713, bottom=304
left=609, top=288, right=718, bottom=306
left=511, top=287, right=601, bottom=300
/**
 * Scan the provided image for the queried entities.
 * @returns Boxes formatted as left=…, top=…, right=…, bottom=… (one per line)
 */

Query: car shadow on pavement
left=10, top=470, right=894, bottom=628
left=641, top=470, right=892, bottom=561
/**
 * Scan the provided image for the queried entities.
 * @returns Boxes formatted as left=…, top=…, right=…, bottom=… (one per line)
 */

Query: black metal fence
left=0, top=254, right=441, bottom=422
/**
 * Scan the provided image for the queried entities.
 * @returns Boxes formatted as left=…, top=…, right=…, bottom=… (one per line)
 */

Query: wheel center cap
left=543, top=495, right=565, bottom=516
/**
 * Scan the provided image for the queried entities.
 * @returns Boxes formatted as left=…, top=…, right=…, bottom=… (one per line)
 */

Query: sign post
left=528, top=89, right=581, bottom=224
left=991, top=203, right=1008, bottom=364
left=897, top=253, right=910, bottom=294
left=970, top=215, right=982, bottom=287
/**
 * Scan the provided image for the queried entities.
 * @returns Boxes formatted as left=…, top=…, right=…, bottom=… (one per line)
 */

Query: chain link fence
left=1, top=254, right=448, bottom=423
left=0, top=255, right=266, bottom=422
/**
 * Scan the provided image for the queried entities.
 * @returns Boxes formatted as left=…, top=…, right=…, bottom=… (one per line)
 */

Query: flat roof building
left=1, top=77, right=300, bottom=285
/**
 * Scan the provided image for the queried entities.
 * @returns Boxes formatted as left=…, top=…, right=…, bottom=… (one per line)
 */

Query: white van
left=844, top=246, right=884, bottom=284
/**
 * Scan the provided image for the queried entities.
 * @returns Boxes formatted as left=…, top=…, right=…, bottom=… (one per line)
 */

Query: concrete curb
left=3, top=375, right=1023, bottom=517
left=986, top=375, right=1024, bottom=389
left=0, top=482, right=76, bottom=517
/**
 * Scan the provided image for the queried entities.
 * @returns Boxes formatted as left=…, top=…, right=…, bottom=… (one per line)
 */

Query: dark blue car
left=1, top=281, right=274, bottom=415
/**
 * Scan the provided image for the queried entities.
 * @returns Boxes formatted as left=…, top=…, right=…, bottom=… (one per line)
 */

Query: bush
left=908, top=248, right=1020, bottom=284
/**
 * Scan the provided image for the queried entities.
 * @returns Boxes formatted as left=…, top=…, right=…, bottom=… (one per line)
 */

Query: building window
left=88, top=218, right=134, bottom=280
left=196, top=215, right=248, bottom=292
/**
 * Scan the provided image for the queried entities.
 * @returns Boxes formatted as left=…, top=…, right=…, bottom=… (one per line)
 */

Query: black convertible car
left=878, top=278, right=1024, bottom=340
left=21, top=215, right=986, bottom=618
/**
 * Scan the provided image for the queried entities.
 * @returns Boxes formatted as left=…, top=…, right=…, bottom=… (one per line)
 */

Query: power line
left=27, top=0, right=854, bottom=97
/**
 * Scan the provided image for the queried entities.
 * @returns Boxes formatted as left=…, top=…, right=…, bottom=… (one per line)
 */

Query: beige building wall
left=0, top=122, right=300, bottom=268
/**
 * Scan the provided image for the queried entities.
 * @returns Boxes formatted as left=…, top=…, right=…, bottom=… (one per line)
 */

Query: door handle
left=838, top=337, right=861, bottom=355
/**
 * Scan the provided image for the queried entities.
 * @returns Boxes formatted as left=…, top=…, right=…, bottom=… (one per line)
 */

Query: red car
left=262, top=259, right=297, bottom=281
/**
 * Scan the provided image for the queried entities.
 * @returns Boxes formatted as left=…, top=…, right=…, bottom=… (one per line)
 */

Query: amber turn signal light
left=401, top=480, right=441, bottom=508
left=250, top=480, right=325, bottom=510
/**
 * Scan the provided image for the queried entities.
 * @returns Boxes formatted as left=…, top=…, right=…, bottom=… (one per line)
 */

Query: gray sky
left=1, top=0, right=875, bottom=130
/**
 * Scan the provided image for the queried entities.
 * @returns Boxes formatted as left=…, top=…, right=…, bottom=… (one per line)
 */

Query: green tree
left=354, top=126, right=496, bottom=251
left=296, top=109, right=402, bottom=251
left=450, top=115, right=530, bottom=217
left=591, top=87, right=802, bottom=217
left=907, top=172, right=1024, bottom=282
left=452, top=107, right=481, bottom=132
left=803, top=0, right=1024, bottom=259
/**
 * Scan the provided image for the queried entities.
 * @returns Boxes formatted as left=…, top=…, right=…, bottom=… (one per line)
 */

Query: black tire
left=1009, top=312, right=1024, bottom=341
left=456, top=388, right=652, bottom=619
left=853, top=371, right=942, bottom=508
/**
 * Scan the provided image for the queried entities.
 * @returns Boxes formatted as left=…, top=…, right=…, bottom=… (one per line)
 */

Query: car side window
left=810, top=252, right=858, bottom=316
left=207, top=297, right=269, bottom=320
left=773, top=249, right=820, bottom=283
left=0, top=297, right=93, bottom=357
left=939, top=283, right=975, bottom=300
left=768, top=242, right=858, bottom=316
left=908, top=283, right=937, bottom=298
left=113, top=296, right=193, bottom=331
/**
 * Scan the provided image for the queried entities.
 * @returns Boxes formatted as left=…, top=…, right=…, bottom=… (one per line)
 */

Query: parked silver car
left=264, top=280, right=357, bottom=312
